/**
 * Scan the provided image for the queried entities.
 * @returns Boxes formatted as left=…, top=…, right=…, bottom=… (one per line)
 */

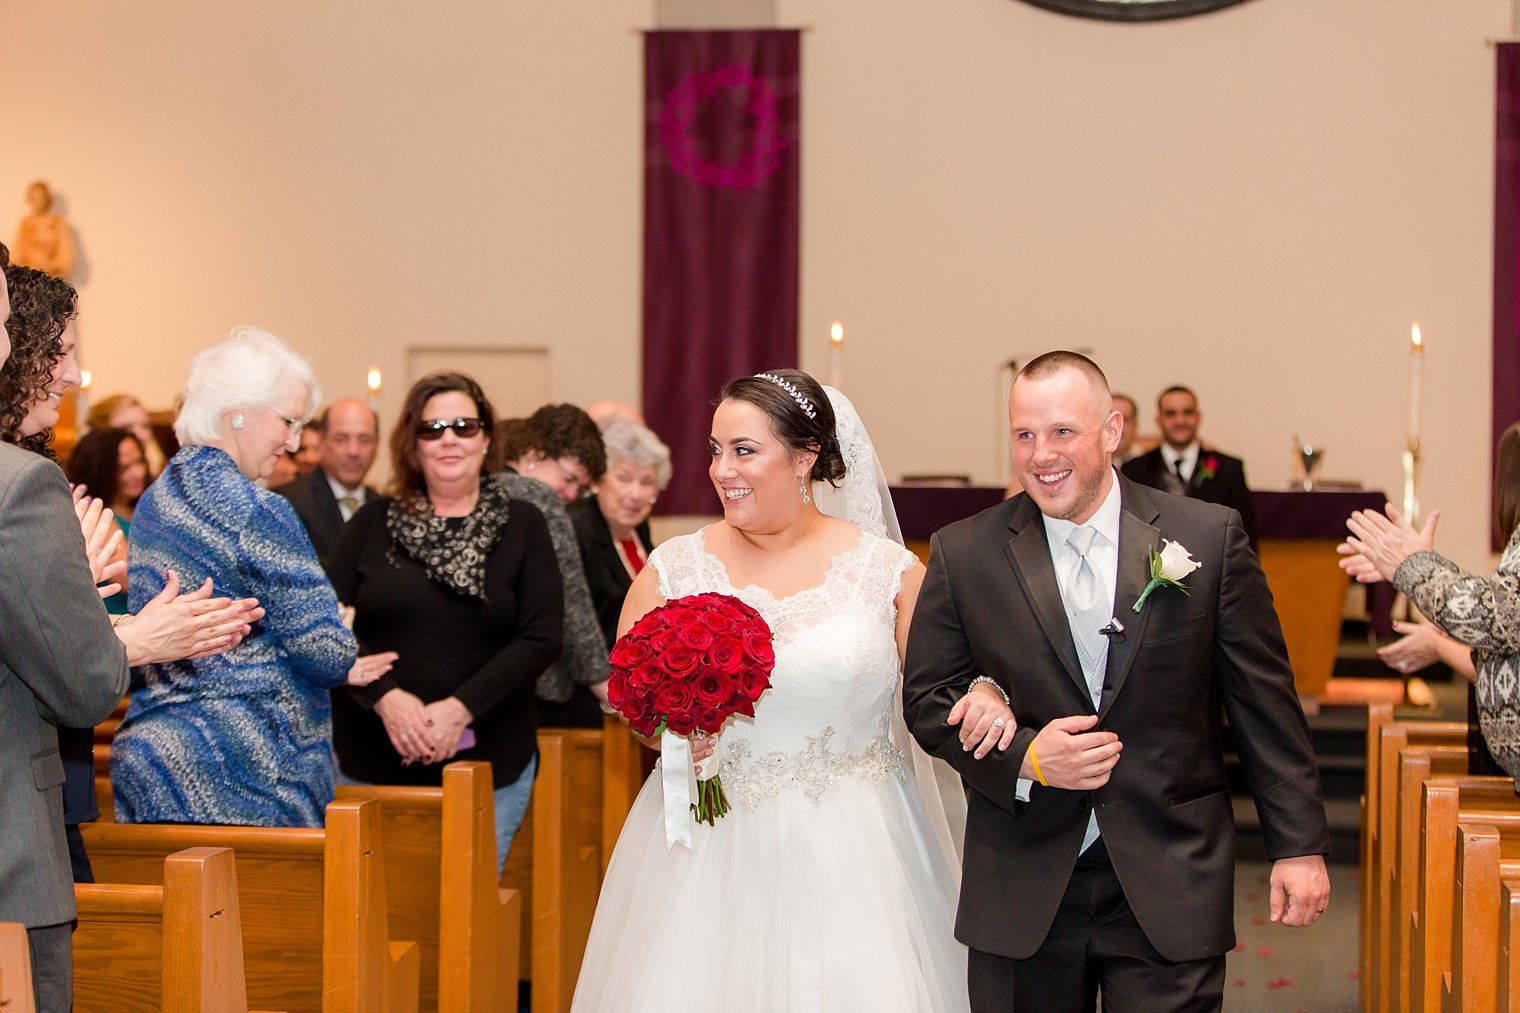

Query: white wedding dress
left=570, top=526, right=970, bottom=1013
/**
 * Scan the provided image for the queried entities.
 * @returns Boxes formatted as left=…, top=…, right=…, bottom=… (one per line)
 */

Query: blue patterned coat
left=112, top=445, right=357, bottom=827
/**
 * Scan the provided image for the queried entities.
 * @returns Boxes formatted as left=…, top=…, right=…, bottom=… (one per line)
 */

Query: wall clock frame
left=1016, top=0, right=1252, bottom=21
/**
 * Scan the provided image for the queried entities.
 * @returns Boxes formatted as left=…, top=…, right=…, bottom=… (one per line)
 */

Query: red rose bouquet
left=606, top=592, right=775, bottom=830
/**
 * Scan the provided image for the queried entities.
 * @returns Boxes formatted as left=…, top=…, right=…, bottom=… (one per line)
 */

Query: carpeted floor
left=1224, top=860, right=1359, bottom=1012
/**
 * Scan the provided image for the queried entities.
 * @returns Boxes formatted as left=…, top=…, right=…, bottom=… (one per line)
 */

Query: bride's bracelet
left=967, top=675, right=1010, bottom=708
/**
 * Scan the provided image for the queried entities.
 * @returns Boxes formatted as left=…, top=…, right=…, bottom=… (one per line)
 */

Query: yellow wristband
left=1027, top=743, right=1049, bottom=787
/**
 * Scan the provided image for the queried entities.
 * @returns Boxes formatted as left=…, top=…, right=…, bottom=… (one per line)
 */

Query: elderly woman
left=328, top=372, right=562, bottom=867
left=111, top=327, right=367, bottom=828
left=570, top=419, right=670, bottom=647
left=498, top=403, right=610, bottom=727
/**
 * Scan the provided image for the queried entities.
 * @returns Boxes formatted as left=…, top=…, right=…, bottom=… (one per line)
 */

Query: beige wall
left=2, top=0, right=1510, bottom=567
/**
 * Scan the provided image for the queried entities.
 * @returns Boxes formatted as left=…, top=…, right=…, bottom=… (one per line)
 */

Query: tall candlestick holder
left=1401, top=437, right=1421, bottom=523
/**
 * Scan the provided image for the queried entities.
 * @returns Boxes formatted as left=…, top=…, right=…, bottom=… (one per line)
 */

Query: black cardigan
left=569, top=497, right=654, bottom=647
left=327, top=496, right=564, bottom=787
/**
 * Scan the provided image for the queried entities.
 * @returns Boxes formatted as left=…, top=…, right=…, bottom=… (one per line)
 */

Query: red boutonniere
left=1198, top=456, right=1219, bottom=483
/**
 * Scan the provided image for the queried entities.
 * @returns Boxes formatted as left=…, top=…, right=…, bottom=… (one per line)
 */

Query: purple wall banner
left=1495, top=45, right=1520, bottom=548
left=643, top=30, right=801, bottom=515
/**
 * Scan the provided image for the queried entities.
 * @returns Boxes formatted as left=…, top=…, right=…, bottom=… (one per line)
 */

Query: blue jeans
left=493, top=754, right=537, bottom=873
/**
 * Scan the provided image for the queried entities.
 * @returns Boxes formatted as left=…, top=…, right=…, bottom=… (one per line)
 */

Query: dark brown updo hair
left=719, top=369, right=846, bottom=486
left=389, top=371, right=497, bottom=499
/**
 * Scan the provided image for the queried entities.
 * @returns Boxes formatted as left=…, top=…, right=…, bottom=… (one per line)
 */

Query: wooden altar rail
left=73, top=847, right=282, bottom=1013
left=80, top=799, right=419, bottom=1013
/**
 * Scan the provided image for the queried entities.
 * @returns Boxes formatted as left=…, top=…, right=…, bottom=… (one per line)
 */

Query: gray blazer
left=0, top=445, right=130, bottom=927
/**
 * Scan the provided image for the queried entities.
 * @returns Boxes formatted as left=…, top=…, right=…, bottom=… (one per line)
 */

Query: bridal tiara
left=754, top=373, right=817, bottom=420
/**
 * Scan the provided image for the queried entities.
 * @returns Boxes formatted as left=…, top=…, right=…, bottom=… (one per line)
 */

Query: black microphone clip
left=1099, top=617, right=1126, bottom=641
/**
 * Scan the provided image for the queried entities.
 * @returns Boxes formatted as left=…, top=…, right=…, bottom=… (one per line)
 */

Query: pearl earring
left=231, top=413, right=245, bottom=430
left=800, top=482, right=810, bottom=505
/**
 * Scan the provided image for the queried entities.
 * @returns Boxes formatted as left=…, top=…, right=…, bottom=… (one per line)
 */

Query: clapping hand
left=73, top=491, right=126, bottom=598
left=115, top=571, right=264, bottom=666
left=1338, top=503, right=1439, bottom=584
left=948, top=682, right=1017, bottom=760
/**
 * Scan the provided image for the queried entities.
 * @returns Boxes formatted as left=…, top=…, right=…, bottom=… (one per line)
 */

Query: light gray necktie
left=1064, top=526, right=1109, bottom=708
left=339, top=495, right=359, bottom=521
left=1064, top=524, right=1108, bottom=855
left=1165, top=457, right=1188, bottom=496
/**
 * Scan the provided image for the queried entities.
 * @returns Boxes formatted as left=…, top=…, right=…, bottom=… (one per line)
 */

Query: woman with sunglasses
left=328, top=372, right=564, bottom=868
left=497, top=402, right=612, bottom=727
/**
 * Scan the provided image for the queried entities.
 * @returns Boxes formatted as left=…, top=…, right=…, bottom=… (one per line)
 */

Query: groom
left=903, top=351, right=1329, bottom=1011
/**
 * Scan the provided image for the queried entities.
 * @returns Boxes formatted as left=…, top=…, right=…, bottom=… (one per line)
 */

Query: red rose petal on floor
left=1229, top=979, right=1247, bottom=988
left=1256, top=947, right=1274, bottom=957
left=1232, top=943, right=1245, bottom=952
left=1250, top=916, right=1267, bottom=926
left=1348, top=970, right=1361, bottom=979
left=1245, top=891, right=1259, bottom=901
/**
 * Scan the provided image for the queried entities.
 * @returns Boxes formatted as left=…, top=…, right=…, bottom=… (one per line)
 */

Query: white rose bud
left=1158, top=540, right=1201, bottom=582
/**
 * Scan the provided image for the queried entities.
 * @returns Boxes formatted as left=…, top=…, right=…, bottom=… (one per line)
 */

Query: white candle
left=828, top=321, right=844, bottom=390
left=367, top=366, right=382, bottom=412
left=1408, top=323, right=1423, bottom=445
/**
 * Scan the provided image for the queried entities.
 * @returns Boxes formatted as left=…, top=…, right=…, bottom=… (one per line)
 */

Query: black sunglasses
left=416, top=417, right=489, bottom=440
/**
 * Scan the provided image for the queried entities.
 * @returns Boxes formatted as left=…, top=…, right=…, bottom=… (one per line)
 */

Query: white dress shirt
left=1159, top=441, right=1201, bottom=486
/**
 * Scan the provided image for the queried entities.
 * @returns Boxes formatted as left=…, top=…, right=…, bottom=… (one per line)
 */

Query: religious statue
left=12, top=181, right=76, bottom=279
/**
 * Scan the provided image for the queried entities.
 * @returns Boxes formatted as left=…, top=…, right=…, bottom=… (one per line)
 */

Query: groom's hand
left=1020, top=714, right=1122, bottom=790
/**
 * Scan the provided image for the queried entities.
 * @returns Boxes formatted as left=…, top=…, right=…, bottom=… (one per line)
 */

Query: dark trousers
left=27, top=921, right=72, bottom=1013
left=968, top=838, right=1225, bottom=1013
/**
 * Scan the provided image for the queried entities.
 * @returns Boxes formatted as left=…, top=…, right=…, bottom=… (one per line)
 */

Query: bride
left=571, top=370, right=1015, bottom=1012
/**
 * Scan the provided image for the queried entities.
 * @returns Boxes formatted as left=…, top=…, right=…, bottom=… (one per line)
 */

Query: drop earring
left=231, top=413, right=245, bottom=430
left=800, top=481, right=810, bottom=505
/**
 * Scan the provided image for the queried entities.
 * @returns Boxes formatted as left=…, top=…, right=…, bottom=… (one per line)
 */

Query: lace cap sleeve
left=646, top=529, right=727, bottom=602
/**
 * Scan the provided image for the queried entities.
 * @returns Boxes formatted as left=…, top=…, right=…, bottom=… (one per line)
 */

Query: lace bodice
left=650, top=527, right=918, bottom=810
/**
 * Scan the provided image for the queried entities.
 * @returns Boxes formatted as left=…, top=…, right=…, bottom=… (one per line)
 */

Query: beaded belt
left=718, top=727, right=907, bottom=813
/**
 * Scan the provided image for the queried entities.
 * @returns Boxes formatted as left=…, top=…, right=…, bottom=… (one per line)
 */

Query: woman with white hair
left=111, top=327, right=382, bottom=827
left=571, top=419, right=671, bottom=649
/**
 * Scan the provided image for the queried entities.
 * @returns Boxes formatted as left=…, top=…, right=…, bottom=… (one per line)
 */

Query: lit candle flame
left=1411, top=322, right=1423, bottom=355
left=830, top=321, right=844, bottom=348
left=79, top=369, right=92, bottom=390
left=367, top=367, right=382, bottom=395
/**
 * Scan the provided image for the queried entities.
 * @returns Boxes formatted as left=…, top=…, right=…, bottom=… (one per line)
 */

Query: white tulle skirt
left=570, top=766, right=970, bottom=1012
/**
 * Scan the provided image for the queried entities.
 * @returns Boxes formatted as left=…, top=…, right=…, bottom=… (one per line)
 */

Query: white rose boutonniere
left=1132, top=539, right=1201, bottom=613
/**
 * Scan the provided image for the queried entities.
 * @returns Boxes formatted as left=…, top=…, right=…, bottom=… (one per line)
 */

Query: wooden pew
left=1449, top=821, right=1520, bottom=1012
left=73, top=846, right=279, bottom=1013
left=600, top=716, right=651, bottom=874
left=0, top=921, right=35, bottom=1013
left=80, top=799, right=419, bottom=1013
left=1409, top=776, right=1520, bottom=1011
left=1362, top=701, right=1395, bottom=1012
left=1370, top=722, right=1467, bottom=1013
left=501, top=728, right=605, bottom=1013
left=1502, top=879, right=1520, bottom=1011
left=336, top=761, right=521, bottom=1013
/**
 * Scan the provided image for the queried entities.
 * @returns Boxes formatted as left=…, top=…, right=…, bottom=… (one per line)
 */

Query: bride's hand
left=692, top=732, right=720, bottom=776
left=948, top=683, right=1017, bottom=760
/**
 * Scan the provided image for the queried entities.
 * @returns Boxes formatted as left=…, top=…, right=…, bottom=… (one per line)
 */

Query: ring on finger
left=992, top=717, right=1006, bottom=728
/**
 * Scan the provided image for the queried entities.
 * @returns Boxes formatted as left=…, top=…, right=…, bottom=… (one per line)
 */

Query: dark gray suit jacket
left=903, top=475, right=1326, bottom=963
left=273, top=467, right=376, bottom=571
left=0, top=445, right=130, bottom=927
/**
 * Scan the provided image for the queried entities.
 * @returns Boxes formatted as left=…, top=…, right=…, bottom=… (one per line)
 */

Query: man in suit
left=275, top=398, right=379, bottom=568
left=1122, top=385, right=1257, bottom=549
left=0, top=245, right=131, bottom=1013
left=904, top=351, right=1328, bottom=1012
left=1111, top=392, right=1139, bottom=462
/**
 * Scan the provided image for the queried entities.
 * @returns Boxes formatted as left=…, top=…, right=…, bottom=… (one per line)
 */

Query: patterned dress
left=111, top=445, right=357, bottom=827
left=1396, top=526, right=1520, bottom=781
